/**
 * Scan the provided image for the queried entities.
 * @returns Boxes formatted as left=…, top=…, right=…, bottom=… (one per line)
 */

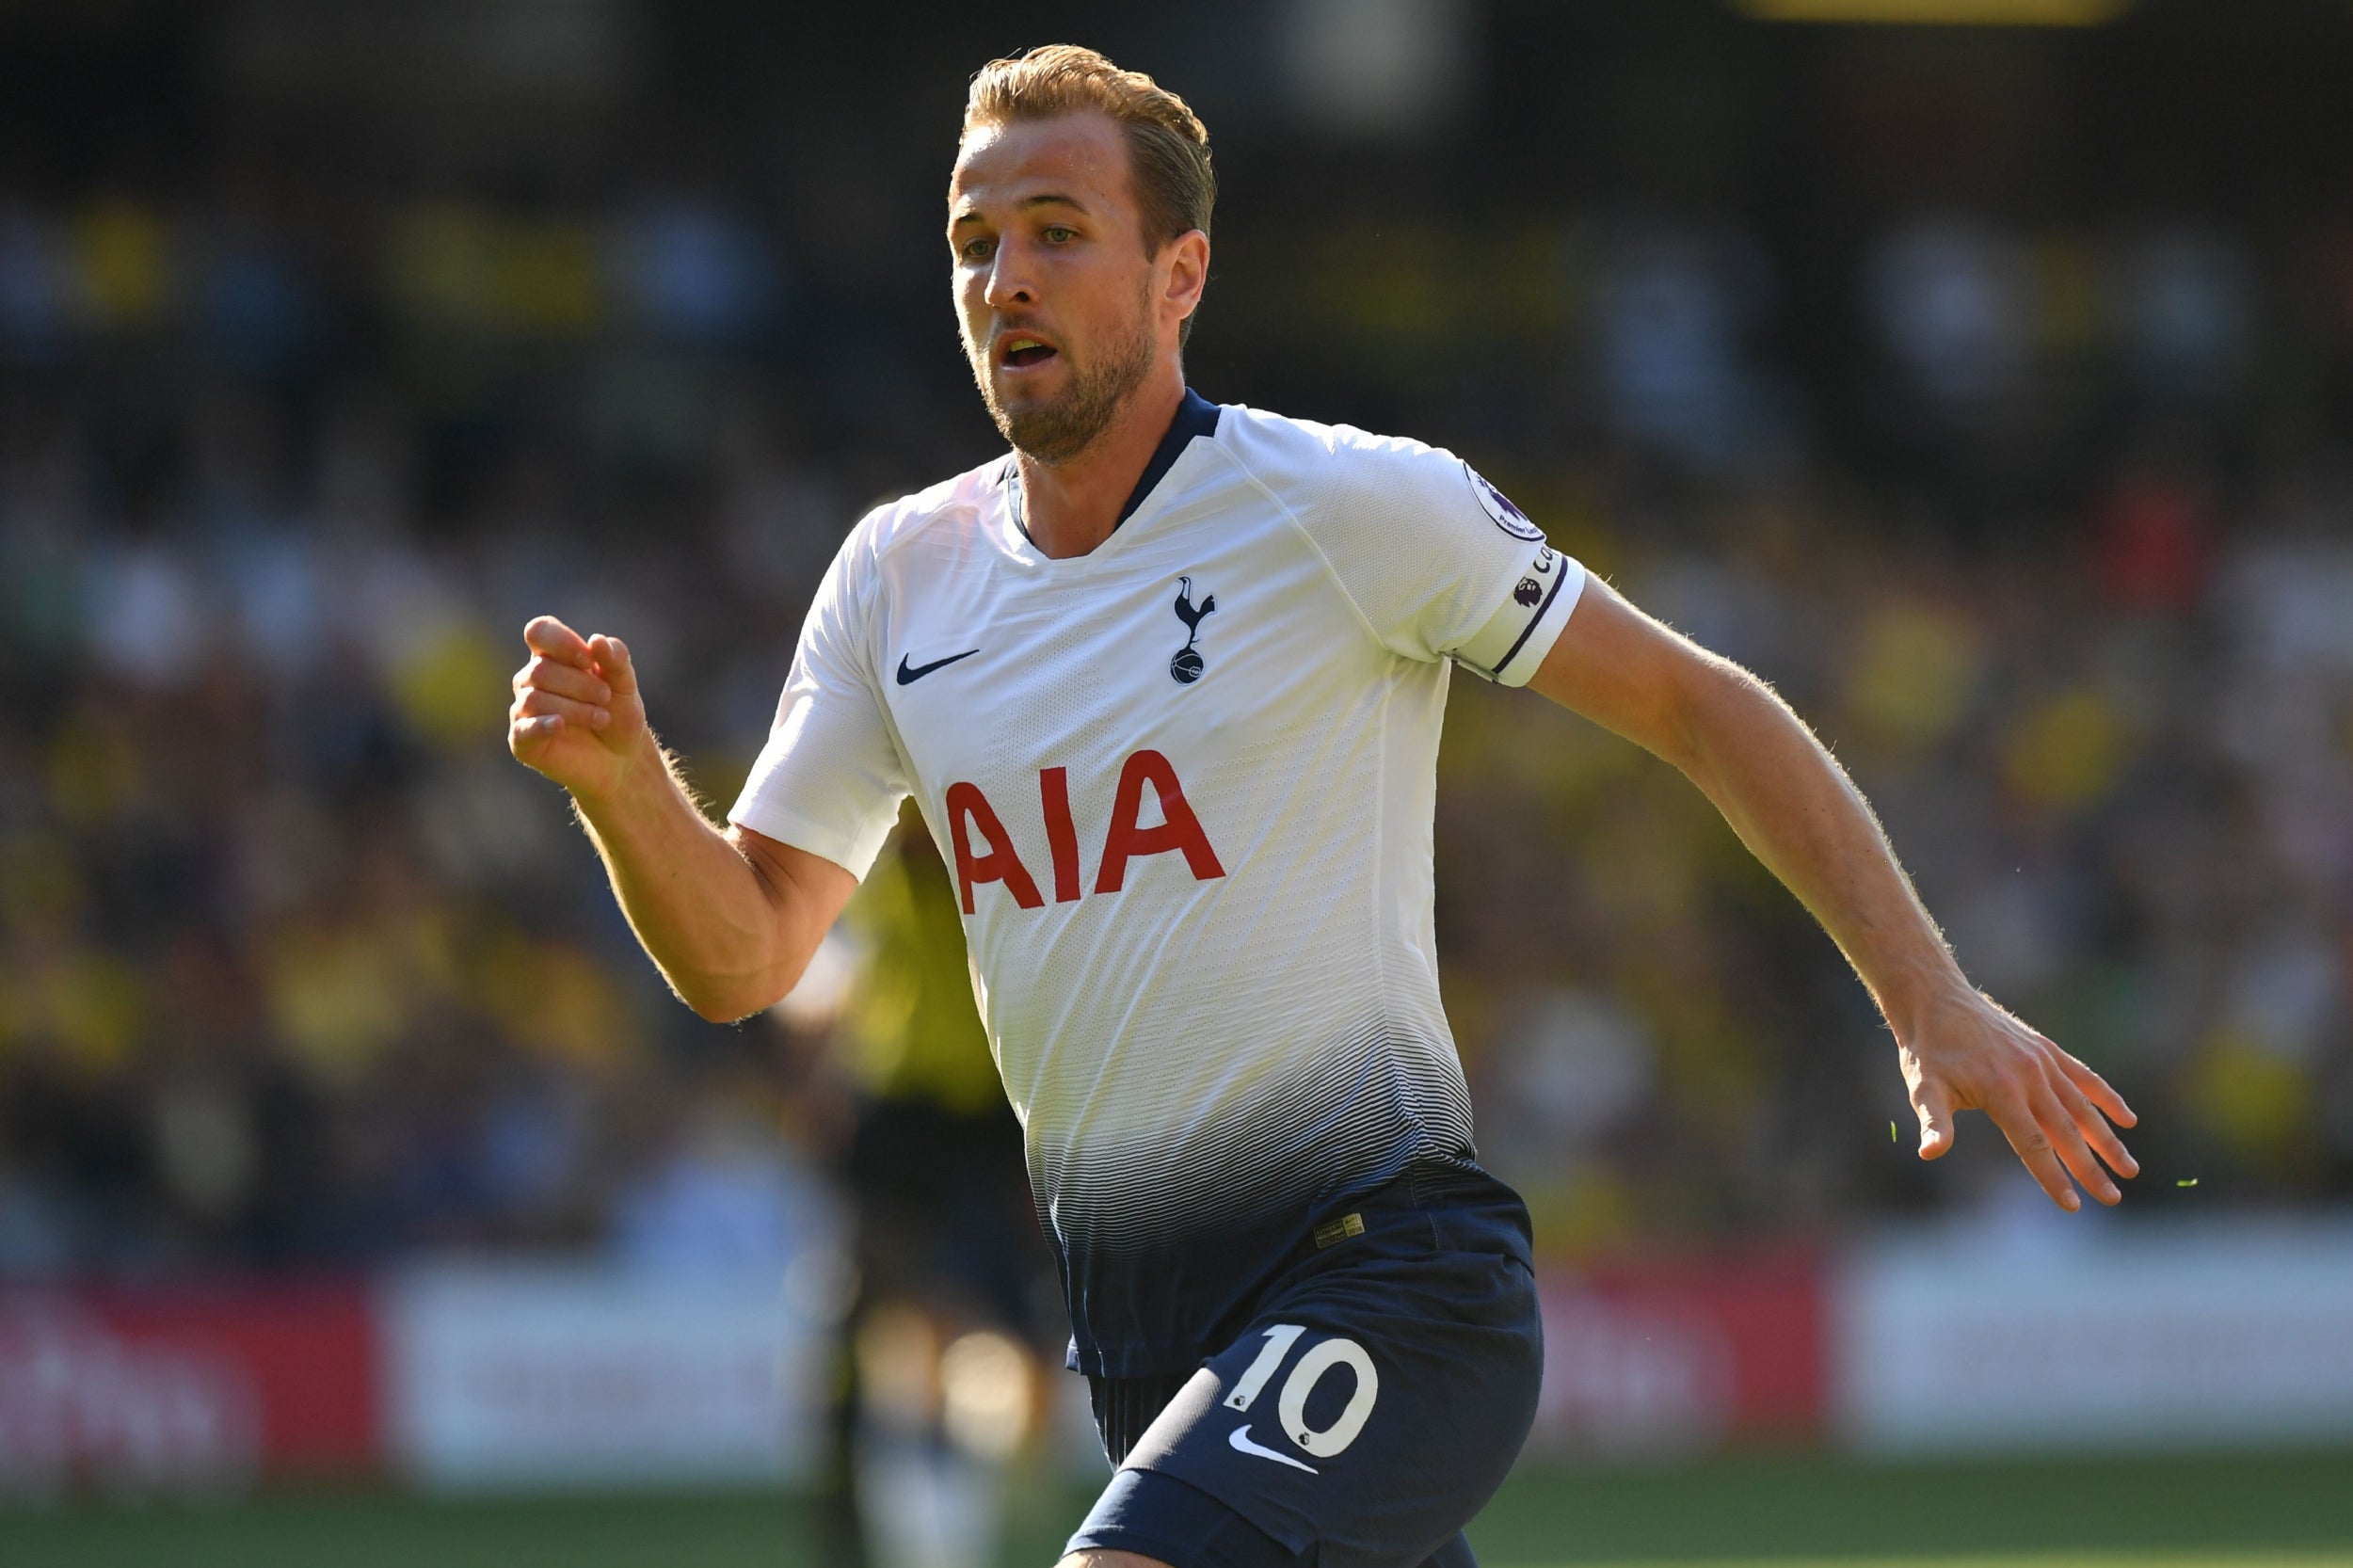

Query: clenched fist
left=507, top=616, right=653, bottom=804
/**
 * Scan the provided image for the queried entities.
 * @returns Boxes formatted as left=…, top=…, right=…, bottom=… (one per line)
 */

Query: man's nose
left=983, top=243, right=1035, bottom=310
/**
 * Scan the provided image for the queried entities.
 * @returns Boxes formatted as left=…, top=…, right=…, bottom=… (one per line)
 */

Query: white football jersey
left=730, top=392, right=1584, bottom=1375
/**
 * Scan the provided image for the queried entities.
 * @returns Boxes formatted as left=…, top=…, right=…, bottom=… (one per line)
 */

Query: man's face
left=948, top=113, right=1179, bottom=464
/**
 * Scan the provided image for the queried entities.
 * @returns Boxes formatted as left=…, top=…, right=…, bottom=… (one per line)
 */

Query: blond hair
left=963, top=45, right=1215, bottom=341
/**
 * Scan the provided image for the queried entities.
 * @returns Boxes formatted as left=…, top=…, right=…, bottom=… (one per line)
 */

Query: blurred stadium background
left=1, top=0, right=2350, bottom=1563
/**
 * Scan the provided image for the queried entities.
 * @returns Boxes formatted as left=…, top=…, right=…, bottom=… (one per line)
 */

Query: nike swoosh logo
left=895, top=648, right=979, bottom=685
left=1227, top=1425, right=1318, bottom=1474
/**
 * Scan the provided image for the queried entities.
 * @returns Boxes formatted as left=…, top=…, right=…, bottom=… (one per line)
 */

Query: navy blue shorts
left=1064, top=1179, right=1543, bottom=1568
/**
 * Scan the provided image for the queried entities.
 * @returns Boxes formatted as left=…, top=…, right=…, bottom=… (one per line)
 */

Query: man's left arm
left=1526, top=576, right=2138, bottom=1209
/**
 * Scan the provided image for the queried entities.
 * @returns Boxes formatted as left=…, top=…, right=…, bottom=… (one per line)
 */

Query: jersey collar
left=1006, top=387, right=1223, bottom=547
left=1117, top=386, right=1222, bottom=528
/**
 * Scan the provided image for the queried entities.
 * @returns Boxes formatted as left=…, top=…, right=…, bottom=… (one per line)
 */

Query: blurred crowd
left=0, top=183, right=851, bottom=1274
left=4, top=24, right=2353, bottom=1286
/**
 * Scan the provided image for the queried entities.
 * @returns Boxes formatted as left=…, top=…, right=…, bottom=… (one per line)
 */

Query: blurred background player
left=820, top=809, right=1057, bottom=1568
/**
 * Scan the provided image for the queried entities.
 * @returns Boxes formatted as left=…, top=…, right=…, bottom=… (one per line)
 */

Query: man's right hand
left=505, top=614, right=852, bottom=1020
left=508, top=616, right=652, bottom=804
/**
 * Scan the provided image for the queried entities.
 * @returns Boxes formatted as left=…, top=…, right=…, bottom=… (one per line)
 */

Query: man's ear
left=1161, top=230, right=1210, bottom=326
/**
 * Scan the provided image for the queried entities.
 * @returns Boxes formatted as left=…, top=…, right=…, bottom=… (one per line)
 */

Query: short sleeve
left=728, top=521, right=910, bottom=880
left=1302, top=434, right=1586, bottom=687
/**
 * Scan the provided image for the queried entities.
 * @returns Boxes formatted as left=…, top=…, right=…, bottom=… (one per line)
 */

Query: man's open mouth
left=998, top=333, right=1059, bottom=370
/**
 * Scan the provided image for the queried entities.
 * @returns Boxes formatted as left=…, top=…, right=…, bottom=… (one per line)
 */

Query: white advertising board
left=1837, top=1219, right=2353, bottom=1453
left=383, top=1263, right=828, bottom=1491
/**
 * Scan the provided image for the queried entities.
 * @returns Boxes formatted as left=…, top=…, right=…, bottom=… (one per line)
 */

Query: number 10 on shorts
left=1223, top=1324, right=1382, bottom=1459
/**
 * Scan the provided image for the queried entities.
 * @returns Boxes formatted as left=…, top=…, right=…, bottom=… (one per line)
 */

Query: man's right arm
left=508, top=615, right=856, bottom=1022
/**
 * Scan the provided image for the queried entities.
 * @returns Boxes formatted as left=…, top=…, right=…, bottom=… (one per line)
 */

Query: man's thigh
left=1075, top=1228, right=1542, bottom=1568
left=1063, top=1471, right=1479, bottom=1568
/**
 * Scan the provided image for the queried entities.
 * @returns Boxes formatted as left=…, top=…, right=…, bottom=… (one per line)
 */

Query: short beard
left=971, top=306, right=1155, bottom=467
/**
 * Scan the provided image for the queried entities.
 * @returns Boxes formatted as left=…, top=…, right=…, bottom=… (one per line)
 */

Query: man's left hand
left=1901, top=986, right=2138, bottom=1209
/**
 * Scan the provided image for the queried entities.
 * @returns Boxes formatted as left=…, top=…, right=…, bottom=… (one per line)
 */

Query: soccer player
left=508, top=44, right=2139, bottom=1568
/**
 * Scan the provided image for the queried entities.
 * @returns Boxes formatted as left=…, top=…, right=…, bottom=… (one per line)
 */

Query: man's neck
left=1013, top=367, right=1186, bottom=560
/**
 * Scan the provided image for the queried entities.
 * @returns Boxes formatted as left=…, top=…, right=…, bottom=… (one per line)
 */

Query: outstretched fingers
left=2044, top=1064, right=2138, bottom=1186
left=1900, top=995, right=2138, bottom=1212
left=2052, top=1047, right=2137, bottom=1129
left=1990, top=1088, right=2082, bottom=1210
left=2031, top=1080, right=2121, bottom=1206
left=1988, top=1080, right=2117, bottom=1210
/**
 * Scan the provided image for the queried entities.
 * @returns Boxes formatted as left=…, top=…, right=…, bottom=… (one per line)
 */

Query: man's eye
left=1043, top=226, right=1076, bottom=244
left=960, top=237, right=994, bottom=261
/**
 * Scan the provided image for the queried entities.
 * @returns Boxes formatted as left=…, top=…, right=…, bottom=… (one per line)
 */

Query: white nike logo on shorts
left=1227, top=1425, right=1319, bottom=1474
